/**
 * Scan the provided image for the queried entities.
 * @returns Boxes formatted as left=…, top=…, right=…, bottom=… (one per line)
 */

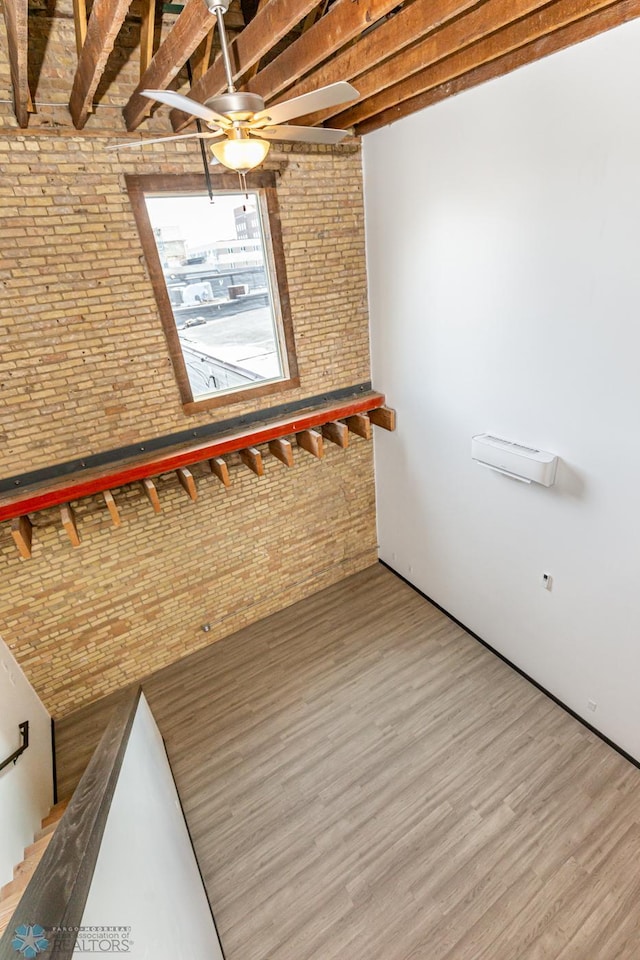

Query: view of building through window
left=144, top=192, right=286, bottom=402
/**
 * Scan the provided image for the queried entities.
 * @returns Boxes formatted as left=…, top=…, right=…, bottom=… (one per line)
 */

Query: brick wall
left=0, top=136, right=370, bottom=468
left=1, top=445, right=376, bottom=718
left=0, top=20, right=377, bottom=717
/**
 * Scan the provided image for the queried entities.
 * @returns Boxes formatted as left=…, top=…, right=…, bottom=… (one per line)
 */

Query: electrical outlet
left=541, top=573, right=552, bottom=590
left=587, top=700, right=597, bottom=712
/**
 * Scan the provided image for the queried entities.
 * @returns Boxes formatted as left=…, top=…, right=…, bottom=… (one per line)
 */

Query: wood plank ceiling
left=3, top=0, right=640, bottom=137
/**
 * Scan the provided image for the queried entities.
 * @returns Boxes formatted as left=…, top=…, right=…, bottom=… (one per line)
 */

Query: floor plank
left=56, top=563, right=640, bottom=959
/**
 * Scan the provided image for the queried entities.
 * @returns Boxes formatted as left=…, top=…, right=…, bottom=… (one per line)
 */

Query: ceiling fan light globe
left=210, top=137, right=270, bottom=172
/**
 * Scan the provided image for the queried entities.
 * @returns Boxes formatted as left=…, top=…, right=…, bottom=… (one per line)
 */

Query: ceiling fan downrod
left=203, top=0, right=236, bottom=95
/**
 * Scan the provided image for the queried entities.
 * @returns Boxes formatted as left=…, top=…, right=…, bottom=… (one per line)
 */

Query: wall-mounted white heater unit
left=472, top=434, right=558, bottom=486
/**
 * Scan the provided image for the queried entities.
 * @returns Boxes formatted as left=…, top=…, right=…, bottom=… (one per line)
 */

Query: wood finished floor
left=56, top=564, right=640, bottom=960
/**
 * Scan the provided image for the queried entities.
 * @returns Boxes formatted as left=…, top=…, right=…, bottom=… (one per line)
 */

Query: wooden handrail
left=0, top=391, right=388, bottom=523
left=0, top=687, right=142, bottom=960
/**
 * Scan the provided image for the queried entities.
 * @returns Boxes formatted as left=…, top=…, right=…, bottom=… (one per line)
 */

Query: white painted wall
left=0, top=636, right=52, bottom=886
left=81, top=694, right=224, bottom=959
left=364, top=19, right=640, bottom=760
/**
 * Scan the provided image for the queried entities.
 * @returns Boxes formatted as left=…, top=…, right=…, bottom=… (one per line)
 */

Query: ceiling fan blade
left=253, top=81, right=359, bottom=127
left=141, top=89, right=231, bottom=126
left=106, top=131, right=224, bottom=151
left=258, top=124, right=350, bottom=145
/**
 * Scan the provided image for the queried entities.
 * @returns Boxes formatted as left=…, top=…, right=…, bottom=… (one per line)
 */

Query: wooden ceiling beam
left=339, top=0, right=632, bottom=132
left=301, top=1, right=326, bottom=33
left=73, top=0, right=88, bottom=59
left=139, top=0, right=158, bottom=81
left=255, top=0, right=480, bottom=124
left=242, top=0, right=269, bottom=84
left=244, top=0, right=402, bottom=105
left=137, top=0, right=156, bottom=117
left=123, top=0, right=217, bottom=132
left=190, top=25, right=216, bottom=83
left=356, top=0, right=640, bottom=134
left=69, top=0, right=133, bottom=129
left=3, top=0, right=30, bottom=128
left=170, top=0, right=321, bottom=131
left=304, top=0, right=553, bottom=127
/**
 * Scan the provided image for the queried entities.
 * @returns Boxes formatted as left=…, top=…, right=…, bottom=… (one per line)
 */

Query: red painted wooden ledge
left=0, top=392, right=386, bottom=523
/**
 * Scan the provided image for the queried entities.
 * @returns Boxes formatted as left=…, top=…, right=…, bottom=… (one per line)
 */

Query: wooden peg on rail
left=141, top=478, right=161, bottom=513
left=61, top=505, right=80, bottom=547
left=209, top=457, right=230, bottom=487
left=345, top=413, right=372, bottom=440
left=369, top=406, right=397, bottom=431
left=296, top=429, right=324, bottom=459
left=102, top=490, right=121, bottom=527
left=322, top=421, right=349, bottom=448
left=239, top=447, right=264, bottom=477
left=176, top=468, right=198, bottom=501
left=268, top=437, right=294, bottom=467
left=11, top=516, right=32, bottom=559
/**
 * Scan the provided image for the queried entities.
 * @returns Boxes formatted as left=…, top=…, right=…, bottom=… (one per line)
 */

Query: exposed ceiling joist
left=356, top=0, right=640, bottom=134
left=169, top=0, right=321, bottom=131
left=301, top=1, right=328, bottom=32
left=335, top=0, right=632, bottom=131
left=255, top=0, right=480, bottom=122
left=138, top=0, right=158, bottom=119
left=139, top=0, right=158, bottom=79
left=123, top=0, right=218, bottom=131
left=73, top=0, right=88, bottom=58
left=304, top=0, right=556, bottom=128
left=3, top=0, right=30, bottom=128
left=69, top=0, right=134, bottom=129
left=12, top=0, right=640, bottom=145
left=243, top=0, right=403, bottom=105
left=360, top=0, right=640, bottom=134
left=242, top=0, right=270, bottom=82
left=190, top=24, right=216, bottom=82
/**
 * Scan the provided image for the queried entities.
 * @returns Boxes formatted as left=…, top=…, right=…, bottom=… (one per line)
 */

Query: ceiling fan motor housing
left=206, top=92, right=266, bottom=122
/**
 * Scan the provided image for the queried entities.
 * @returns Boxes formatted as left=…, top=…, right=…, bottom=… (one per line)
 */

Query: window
left=126, top=173, right=298, bottom=413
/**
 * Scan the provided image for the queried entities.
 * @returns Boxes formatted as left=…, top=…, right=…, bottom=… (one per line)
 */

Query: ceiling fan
left=110, top=0, right=359, bottom=174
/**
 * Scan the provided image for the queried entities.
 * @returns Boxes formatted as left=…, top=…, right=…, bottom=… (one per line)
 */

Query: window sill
left=182, top=374, right=300, bottom=415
